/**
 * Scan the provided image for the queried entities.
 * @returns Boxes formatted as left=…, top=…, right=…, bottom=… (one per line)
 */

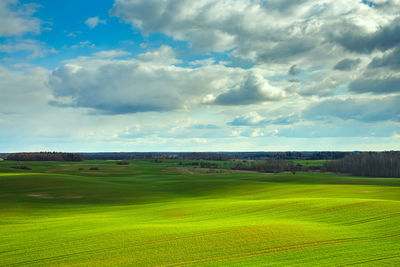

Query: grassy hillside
left=1, top=160, right=400, bottom=266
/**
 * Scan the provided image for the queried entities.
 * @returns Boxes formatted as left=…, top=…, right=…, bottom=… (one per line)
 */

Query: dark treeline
left=229, top=152, right=350, bottom=160
left=175, top=152, right=349, bottom=160
left=233, top=160, right=302, bottom=173
left=324, top=152, right=400, bottom=177
left=81, top=152, right=230, bottom=160
left=81, top=153, right=170, bottom=160
left=177, top=153, right=231, bottom=161
left=79, top=152, right=350, bottom=160
left=5, top=152, right=84, bottom=161
left=177, top=161, right=218, bottom=168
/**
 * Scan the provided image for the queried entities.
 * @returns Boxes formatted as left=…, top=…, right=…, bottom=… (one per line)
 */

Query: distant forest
left=2, top=151, right=399, bottom=178
left=80, top=151, right=351, bottom=161
left=5, top=152, right=84, bottom=161
left=324, top=152, right=400, bottom=178
left=229, top=152, right=400, bottom=178
left=232, top=159, right=300, bottom=174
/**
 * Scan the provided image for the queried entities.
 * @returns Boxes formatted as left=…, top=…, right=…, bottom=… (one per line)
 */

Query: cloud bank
left=1, top=0, right=400, bottom=151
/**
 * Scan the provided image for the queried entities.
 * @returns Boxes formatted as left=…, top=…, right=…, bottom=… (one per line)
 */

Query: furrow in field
left=338, top=254, right=400, bottom=266
left=157, top=237, right=364, bottom=267
left=3, top=228, right=242, bottom=266
left=0, top=249, right=20, bottom=254
left=344, top=212, right=400, bottom=226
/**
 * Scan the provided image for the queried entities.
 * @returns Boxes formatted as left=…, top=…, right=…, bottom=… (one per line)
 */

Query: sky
left=0, top=0, right=399, bottom=152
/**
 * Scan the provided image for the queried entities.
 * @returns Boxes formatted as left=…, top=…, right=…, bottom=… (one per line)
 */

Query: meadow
left=1, top=159, right=400, bottom=266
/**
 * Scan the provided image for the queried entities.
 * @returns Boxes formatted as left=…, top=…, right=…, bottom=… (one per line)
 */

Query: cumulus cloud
left=109, top=0, right=400, bottom=101
left=93, top=50, right=131, bottom=58
left=49, top=62, right=184, bottom=114
left=0, top=0, right=41, bottom=37
left=303, top=96, right=400, bottom=122
left=0, top=39, right=56, bottom=59
left=368, top=47, right=400, bottom=70
left=329, top=17, right=400, bottom=53
left=48, top=46, right=266, bottom=114
left=71, top=40, right=95, bottom=49
left=229, top=111, right=298, bottom=126
left=111, top=0, right=398, bottom=64
left=111, top=0, right=239, bottom=52
left=0, top=65, right=51, bottom=113
left=229, top=112, right=264, bottom=126
left=349, top=77, right=400, bottom=94
left=334, top=58, right=361, bottom=71
left=290, top=68, right=349, bottom=96
left=207, top=72, right=286, bottom=105
left=136, top=45, right=180, bottom=64
left=85, top=16, right=107, bottom=29
left=3, top=0, right=400, bottom=151
left=288, top=64, right=301, bottom=75
left=189, top=58, right=216, bottom=66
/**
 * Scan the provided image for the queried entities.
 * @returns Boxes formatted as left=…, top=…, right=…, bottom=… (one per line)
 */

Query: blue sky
left=0, top=0, right=399, bottom=152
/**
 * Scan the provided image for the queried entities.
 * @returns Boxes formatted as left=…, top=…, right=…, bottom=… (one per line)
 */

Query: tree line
left=323, top=151, right=400, bottom=177
left=5, top=152, right=85, bottom=161
left=230, top=151, right=400, bottom=177
left=78, top=152, right=351, bottom=161
left=229, top=152, right=351, bottom=160
left=232, top=160, right=302, bottom=174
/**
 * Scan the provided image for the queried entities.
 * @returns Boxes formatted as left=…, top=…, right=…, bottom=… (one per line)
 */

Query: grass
left=292, top=159, right=328, bottom=167
left=0, top=159, right=400, bottom=266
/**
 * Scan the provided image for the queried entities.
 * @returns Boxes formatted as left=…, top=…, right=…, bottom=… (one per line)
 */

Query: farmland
left=1, top=159, right=400, bottom=266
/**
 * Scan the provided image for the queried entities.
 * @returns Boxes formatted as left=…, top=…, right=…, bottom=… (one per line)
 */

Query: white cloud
left=251, top=128, right=264, bottom=137
left=0, top=0, right=41, bottom=37
left=229, top=112, right=264, bottom=126
left=111, top=0, right=397, bottom=62
left=48, top=46, right=265, bottom=114
left=189, top=58, right=216, bottom=66
left=228, top=110, right=299, bottom=127
left=0, top=64, right=398, bottom=152
left=85, top=16, right=107, bottom=29
left=303, top=95, right=400, bottom=122
left=2, top=0, right=400, bottom=151
left=71, top=41, right=95, bottom=49
left=0, top=39, right=56, bottom=59
left=94, top=50, right=131, bottom=58
left=137, top=45, right=181, bottom=65
left=0, top=65, right=51, bottom=113
left=66, top=31, right=81, bottom=38
left=207, top=71, right=287, bottom=105
left=110, top=0, right=400, bottom=98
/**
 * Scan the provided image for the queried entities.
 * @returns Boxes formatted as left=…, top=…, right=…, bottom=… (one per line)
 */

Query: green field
left=1, top=160, right=400, bottom=266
